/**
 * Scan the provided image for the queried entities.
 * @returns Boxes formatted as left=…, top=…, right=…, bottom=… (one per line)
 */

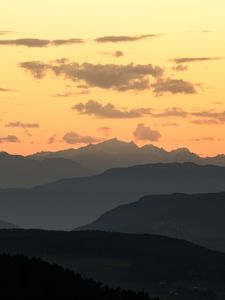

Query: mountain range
left=30, top=138, right=225, bottom=170
left=1, top=163, right=225, bottom=229
left=2, top=138, right=225, bottom=188
left=77, top=192, right=225, bottom=253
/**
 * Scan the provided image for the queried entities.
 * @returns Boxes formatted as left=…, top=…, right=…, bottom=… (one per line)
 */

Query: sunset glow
left=1, top=0, right=225, bottom=156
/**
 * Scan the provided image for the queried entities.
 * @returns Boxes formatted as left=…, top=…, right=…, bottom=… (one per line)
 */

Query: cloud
left=172, top=64, right=189, bottom=72
left=0, top=30, right=12, bottom=35
left=48, top=134, right=57, bottom=144
left=191, top=110, right=225, bottom=122
left=24, top=130, right=32, bottom=137
left=63, top=132, right=101, bottom=145
left=192, top=137, right=215, bottom=142
left=97, top=127, right=111, bottom=137
left=72, top=99, right=152, bottom=118
left=95, top=34, right=161, bottom=43
left=153, top=78, right=197, bottom=95
left=133, top=123, right=161, bottom=142
left=20, top=60, right=164, bottom=91
left=112, top=51, right=124, bottom=58
left=155, top=122, right=178, bottom=127
left=152, top=107, right=188, bottom=118
left=0, top=86, right=14, bottom=92
left=191, top=119, right=220, bottom=125
left=0, top=135, right=20, bottom=143
left=101, top=51, right=125, bottom=58
left=5, top=121, right=40, bottom=128
left=172, top=57, right=222, bottom=64
left=0, top=38, right=84, bottom=47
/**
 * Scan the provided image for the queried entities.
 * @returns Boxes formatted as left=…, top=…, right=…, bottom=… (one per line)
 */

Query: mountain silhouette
left=0, top=151, right=92, bottom=188
left=77, top=192, right=225, bottom=253
left=3, top=139, right=225, bottom=188
left=1, top=163, right=225, bottom=229
left=0, top=229, right=225, bottom=298
left=29, top=138, right=225, bottom=171
left=0, top=253, right=151, bottom=299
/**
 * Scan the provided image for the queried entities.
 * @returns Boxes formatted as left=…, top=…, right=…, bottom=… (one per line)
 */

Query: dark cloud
left=0, top=38, right=84, bottom=47
left=172, top=64, right=189, bottom=72
left=97, top=127, right=111, bottom=137
left=63, top=132, right=101, bottom=145
left=95, top=34, right=161, bottom=43
left=112, top=51, right=124, bottom=58
left=101, top=51, right=125, bottom=58
left=72, top=99, right=152, bottom=118
left=5, top=121, right=40, bottom=128
left=0, top=135, right=20, bottom=143
left=20, top=61, right=164, bottom=91
left=172, top=57, right=222, bottom=64
left=153, top=78, right=197, bottom=95
left=133, top=123, right=161, bottom=142
left=48, top=134, right=57, bottom=144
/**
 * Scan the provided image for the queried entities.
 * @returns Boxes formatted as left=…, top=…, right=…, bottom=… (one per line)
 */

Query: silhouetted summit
left=30, top=138, right=225, bottom=171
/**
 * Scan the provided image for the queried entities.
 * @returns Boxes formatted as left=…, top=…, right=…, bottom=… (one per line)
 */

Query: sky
left=0, top=0, right=225, bottom=156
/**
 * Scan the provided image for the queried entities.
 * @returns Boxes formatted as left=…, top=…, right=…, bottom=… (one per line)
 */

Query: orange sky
left=0, top=0, right=225, bottom=156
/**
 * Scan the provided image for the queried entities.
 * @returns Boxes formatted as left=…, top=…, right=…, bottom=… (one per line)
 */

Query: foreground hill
left=1, top=163, right=225, bottom=229
left=0, top=151, right=92, bottom=188
left=30, top=138, right=225, bottom=172
left=77, top=192, right=225, bottom=253
left=0, top=230, right=225, bottom=298
left=0, top=254, right=151, bottom=300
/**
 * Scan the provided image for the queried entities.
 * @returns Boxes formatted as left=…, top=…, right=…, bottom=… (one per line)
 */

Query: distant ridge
left=1, top=163, right=225, bottom=229
left=77, top=192, right=225, bottom=253
left=0, top=152, right=93, bottom=188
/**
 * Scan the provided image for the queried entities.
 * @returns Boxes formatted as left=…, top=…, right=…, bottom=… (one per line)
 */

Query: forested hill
left=0, top=254, right=152, bottom=300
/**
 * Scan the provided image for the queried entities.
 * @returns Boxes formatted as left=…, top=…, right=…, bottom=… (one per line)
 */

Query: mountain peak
left=86, top=138, right=139, bottom=154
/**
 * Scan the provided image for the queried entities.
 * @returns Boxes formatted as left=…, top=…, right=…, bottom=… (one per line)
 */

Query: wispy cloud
left=0, top=135, right=20, bottom=143
left=0, top=86, right=14, bottom=92
left=0, top=38, right=85, bottom=47
left=95, top=34, right=161, bottom=43
left=172, top=57, right=222, bottom=64
left=5, top=121, right=40, bottom=128
left=97, top=127, right=111, bottom=137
